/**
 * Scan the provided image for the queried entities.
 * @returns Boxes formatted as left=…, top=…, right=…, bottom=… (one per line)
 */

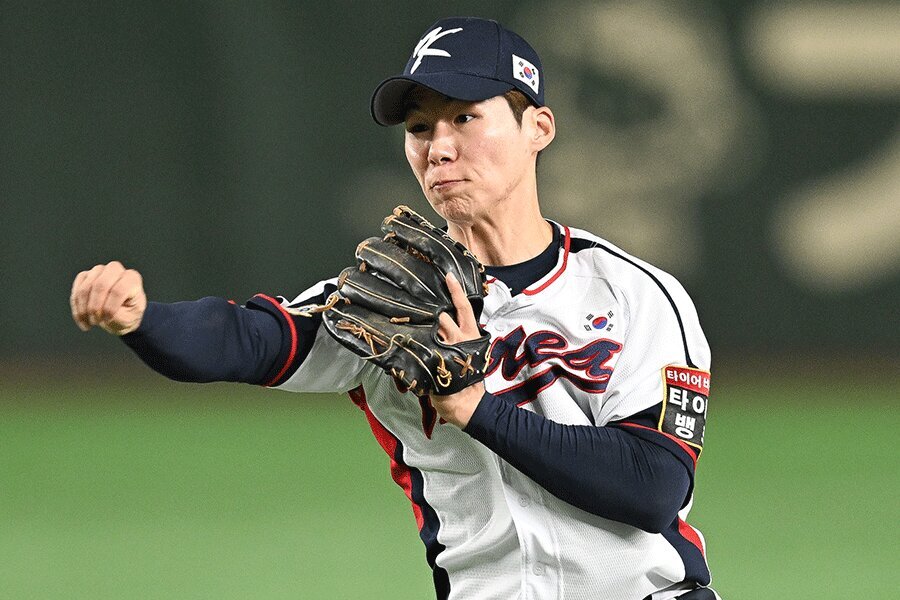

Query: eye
left=455, top=114, right=475, bottom=124
left=406, top=122, right=429, bottom=134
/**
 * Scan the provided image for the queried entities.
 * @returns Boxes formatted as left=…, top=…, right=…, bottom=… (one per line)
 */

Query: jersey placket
left=482, top=270, right=569, bottom=597
left=495, top=456, right=563, bottom=598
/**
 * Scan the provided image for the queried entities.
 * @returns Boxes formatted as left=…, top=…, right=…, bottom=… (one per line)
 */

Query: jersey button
left=518, top=495, right=530, bottom=507
left=532, top=562, right=546, bottom=577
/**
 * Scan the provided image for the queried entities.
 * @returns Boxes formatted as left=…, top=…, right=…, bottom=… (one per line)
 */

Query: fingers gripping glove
left=291, top=206, right=491, bottom=396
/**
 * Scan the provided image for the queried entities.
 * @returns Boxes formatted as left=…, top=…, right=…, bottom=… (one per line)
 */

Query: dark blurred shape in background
left=2, top=1, right=898, bottom=366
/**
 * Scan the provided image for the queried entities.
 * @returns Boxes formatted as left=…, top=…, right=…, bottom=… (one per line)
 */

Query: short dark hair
left=502, top=88, right=532, bottom=127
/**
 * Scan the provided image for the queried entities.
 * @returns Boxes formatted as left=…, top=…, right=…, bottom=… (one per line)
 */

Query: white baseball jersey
left=264, top=222, right=714, bottom=600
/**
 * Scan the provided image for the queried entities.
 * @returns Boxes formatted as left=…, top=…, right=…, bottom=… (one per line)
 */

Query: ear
left=528, top=106, right=555, bottom=153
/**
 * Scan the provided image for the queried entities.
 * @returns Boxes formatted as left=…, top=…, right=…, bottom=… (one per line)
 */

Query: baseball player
left=70, top=17, right=720, bottom=600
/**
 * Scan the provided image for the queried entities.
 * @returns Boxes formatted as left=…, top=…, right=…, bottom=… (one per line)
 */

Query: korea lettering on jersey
left=268, top=222, right=713, bottom=600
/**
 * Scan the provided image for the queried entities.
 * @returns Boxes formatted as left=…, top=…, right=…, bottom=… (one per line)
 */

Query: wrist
left=430, top=382, right=485, bottom=429
left=118, top=300, right=153, bottom=338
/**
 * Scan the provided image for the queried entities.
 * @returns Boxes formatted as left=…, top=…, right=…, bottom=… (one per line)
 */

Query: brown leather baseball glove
left=292, top=205, right=491, bottom=396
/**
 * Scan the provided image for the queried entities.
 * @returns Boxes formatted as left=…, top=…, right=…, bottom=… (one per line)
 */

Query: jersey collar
left=522, top=221, right=570, bottom=296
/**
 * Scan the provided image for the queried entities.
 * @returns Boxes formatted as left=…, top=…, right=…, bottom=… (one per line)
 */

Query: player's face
left=403, top=87, right=537, bottom=224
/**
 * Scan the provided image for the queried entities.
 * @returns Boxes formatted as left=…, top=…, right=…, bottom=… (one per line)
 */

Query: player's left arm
left=462, top=392, right=691, bottom=533
left=432, top=274, right=694, bottom=533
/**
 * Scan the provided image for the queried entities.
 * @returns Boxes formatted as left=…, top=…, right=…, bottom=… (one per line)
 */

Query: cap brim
left=371, top=73, right=514, bottom=126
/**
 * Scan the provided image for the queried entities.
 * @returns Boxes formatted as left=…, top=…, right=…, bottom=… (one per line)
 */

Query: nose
left=427, top=121, right=458, bottom=165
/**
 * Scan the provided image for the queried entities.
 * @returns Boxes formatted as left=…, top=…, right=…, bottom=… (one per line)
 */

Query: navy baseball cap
left=371, top=17, right=544, bottom=126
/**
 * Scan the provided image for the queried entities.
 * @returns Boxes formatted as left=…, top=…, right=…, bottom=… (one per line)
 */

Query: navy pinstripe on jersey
left=569, top=236, right=696, bottom=368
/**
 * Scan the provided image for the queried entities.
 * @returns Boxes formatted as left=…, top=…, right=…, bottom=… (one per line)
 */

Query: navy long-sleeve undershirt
left=122, top=297, right=286, bottom=385
left=464, top=392, right=690, bottom=533
left=120, top=268, right=691, bottom=531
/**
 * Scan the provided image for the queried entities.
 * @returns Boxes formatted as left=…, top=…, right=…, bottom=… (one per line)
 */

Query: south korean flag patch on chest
left=659, top=365, right=710, bottom=455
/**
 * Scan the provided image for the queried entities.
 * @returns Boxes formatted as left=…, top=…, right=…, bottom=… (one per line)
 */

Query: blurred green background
left=2, top=1, right=898, bottom=598
left=2, top=373, right=897, bottom=598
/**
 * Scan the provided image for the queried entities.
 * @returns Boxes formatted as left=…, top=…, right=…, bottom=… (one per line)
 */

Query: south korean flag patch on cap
left=659, top=365, right=710, bottom=455
left=512, top=54, right=539, bottom=94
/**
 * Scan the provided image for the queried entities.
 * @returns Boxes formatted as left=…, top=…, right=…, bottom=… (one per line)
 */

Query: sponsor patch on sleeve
left=658, top=365, right=710, bottom=454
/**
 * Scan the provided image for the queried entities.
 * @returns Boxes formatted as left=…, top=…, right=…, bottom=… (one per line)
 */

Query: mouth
left=430, top=179, right=465, bottom=191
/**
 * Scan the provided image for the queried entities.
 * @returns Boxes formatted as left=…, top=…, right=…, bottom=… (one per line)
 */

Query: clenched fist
left=70, top=261, right=147, bottom=335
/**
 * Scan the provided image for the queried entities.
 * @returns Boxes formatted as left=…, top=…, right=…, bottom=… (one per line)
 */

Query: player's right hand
left=70, top=261, right=147, bottom=335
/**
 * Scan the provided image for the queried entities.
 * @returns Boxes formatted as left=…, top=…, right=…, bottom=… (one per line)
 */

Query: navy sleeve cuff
left=122, top=300, right=161, bottom=339
left=462, top=390, right=508, bottom=440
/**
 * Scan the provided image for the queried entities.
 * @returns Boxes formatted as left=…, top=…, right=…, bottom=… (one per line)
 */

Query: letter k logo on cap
left=410, top=26, right=463, bottom=74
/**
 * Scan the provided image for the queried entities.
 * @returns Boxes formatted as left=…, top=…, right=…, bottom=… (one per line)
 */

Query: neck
left=446, top=195, right=552, bottom=267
